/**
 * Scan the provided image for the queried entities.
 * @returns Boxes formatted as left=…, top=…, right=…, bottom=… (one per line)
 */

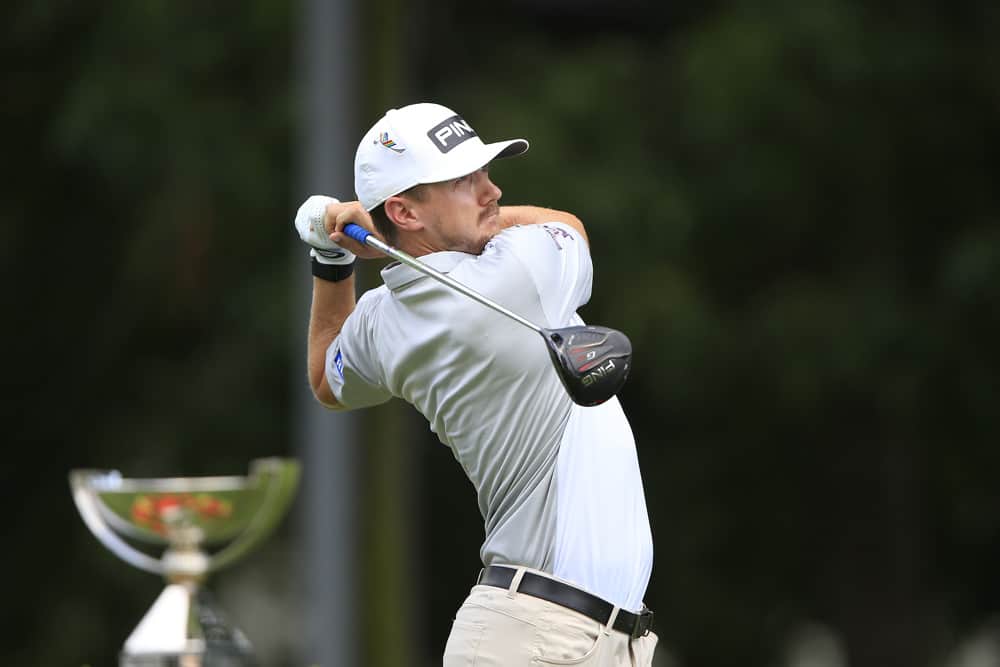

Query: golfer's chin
left=474, top=215, right=501, bottom=252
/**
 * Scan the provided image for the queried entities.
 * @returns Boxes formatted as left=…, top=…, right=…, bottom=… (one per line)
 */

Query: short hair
left=370, top=184, right=428, bottom=245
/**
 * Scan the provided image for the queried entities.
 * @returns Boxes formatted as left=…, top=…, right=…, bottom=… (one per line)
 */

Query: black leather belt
left=477, top=565, right=654, bottom=639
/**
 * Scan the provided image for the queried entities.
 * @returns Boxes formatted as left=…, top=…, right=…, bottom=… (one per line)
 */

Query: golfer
left=295, top=102, right=656, bottom=665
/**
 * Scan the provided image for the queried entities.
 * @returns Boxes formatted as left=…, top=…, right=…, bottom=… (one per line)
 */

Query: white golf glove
left=294, top=195, right=356, bottom=265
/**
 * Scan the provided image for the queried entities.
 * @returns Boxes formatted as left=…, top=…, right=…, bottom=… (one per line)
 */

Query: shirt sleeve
left=325, top=291, right=393, bottom=410
left=483, top=222, right=593, bottom=327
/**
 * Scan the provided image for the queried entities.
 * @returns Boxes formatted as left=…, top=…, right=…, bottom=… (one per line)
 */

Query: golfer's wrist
left=311, top=256, right=356, bottom=282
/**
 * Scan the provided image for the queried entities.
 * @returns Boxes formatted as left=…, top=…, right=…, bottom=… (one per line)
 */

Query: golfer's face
left=422, top=166, right=502, bottom=254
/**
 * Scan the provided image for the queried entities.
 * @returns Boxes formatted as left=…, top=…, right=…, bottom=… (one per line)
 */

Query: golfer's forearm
left=307, top=276, right=356, bottom=406
left=499, top=206, right=588, bottom=243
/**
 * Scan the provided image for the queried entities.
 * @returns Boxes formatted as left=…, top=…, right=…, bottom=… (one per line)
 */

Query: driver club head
left=541, top=325, right=632, bottom=406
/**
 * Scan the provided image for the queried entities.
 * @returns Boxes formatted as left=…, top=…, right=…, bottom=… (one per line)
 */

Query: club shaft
left=360, top=234, right=544, bottom=335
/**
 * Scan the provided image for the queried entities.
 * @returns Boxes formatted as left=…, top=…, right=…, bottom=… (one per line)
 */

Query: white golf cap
left=354, top=102, right=529, bottom=211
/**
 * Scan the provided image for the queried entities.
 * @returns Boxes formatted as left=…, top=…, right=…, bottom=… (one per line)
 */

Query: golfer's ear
left=384, top=196, right=421, bottom=233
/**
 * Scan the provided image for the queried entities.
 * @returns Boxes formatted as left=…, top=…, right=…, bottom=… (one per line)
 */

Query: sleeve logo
left=542, top=224, right=574, bottom=249
left=334, top=348, right=345, bottom=380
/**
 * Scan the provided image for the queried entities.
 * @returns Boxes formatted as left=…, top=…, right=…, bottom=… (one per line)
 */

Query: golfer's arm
left=308, top=275, right=356, bottom=409
left=498, top=205, right=588, bottom=244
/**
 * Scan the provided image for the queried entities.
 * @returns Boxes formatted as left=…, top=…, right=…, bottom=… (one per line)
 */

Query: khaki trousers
left=443, top=572, right=658, bottom=666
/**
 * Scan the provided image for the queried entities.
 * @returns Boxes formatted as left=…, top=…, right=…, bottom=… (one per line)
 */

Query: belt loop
left=603, top=605, right=620, bottom=636
left=476, top=568, right=485, bottom=585
left=507, top=566, right=527, bottom=599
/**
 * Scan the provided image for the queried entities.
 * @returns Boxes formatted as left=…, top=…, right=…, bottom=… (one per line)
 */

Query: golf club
left=341, top=223, right=631, bottom=406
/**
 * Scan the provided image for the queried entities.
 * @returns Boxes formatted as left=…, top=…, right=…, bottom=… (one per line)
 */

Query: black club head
left=542, top=325, right=632, bottom=406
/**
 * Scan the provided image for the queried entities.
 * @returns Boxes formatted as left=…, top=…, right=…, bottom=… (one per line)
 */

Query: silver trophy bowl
left=70, top=457, right=300, bottom=667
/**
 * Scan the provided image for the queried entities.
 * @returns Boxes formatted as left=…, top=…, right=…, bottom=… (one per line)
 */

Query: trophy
left=69, top=457, right=300, bottom=666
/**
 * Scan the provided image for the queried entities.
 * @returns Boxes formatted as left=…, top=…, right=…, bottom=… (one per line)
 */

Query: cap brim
left=491, top=138, right=529, bottom=160
left=417, top=138, right=529, bottom=186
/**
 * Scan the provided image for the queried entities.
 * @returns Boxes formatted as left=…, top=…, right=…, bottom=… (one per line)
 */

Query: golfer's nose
left=479, top=173, right=502, bottom=204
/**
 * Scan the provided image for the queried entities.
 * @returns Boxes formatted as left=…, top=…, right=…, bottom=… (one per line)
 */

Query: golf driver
left=342, top=223, right=631, bottom=406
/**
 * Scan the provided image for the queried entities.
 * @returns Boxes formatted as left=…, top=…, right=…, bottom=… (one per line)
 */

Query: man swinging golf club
left=294, top=102, right=656, bottom=665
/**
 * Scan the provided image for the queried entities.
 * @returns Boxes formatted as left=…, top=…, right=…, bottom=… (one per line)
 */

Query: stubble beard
left=474, top=203, right=501, bottom=252
left=433, top=203, right=501, bottom=255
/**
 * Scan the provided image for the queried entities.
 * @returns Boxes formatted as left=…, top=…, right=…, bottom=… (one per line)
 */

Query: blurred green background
left=4, top=0, right=999, bottom=665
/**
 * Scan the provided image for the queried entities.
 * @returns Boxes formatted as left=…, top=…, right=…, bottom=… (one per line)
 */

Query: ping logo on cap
left=427, top=115, right=477, bottom=153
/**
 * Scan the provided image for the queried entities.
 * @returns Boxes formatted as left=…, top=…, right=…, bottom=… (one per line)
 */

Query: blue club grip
left=343, top=223, right=371, bottom=245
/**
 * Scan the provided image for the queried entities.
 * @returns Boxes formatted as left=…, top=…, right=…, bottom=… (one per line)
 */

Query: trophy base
left=122, top=653, right=254, bottom=667
left=120, top=584, right=256, bottom=667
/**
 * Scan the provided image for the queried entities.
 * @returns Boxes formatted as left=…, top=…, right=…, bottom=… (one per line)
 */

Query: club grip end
left=343, top=223, right=371, bottom=245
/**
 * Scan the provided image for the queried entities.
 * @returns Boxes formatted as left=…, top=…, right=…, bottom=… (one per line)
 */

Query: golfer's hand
left=294, top=195, right=356, bottom=265
left=325, top=201, right=385, bottom=260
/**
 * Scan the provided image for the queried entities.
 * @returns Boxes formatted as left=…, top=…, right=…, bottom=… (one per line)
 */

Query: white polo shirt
left=326, top=223, right=653, bottom=611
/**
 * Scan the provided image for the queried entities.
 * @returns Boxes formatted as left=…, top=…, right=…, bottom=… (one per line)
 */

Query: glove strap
left=311, top=257, right=356, bottom=282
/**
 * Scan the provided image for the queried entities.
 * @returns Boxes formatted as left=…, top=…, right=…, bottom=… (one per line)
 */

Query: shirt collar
left=381, top=250, right=473, bottom=291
